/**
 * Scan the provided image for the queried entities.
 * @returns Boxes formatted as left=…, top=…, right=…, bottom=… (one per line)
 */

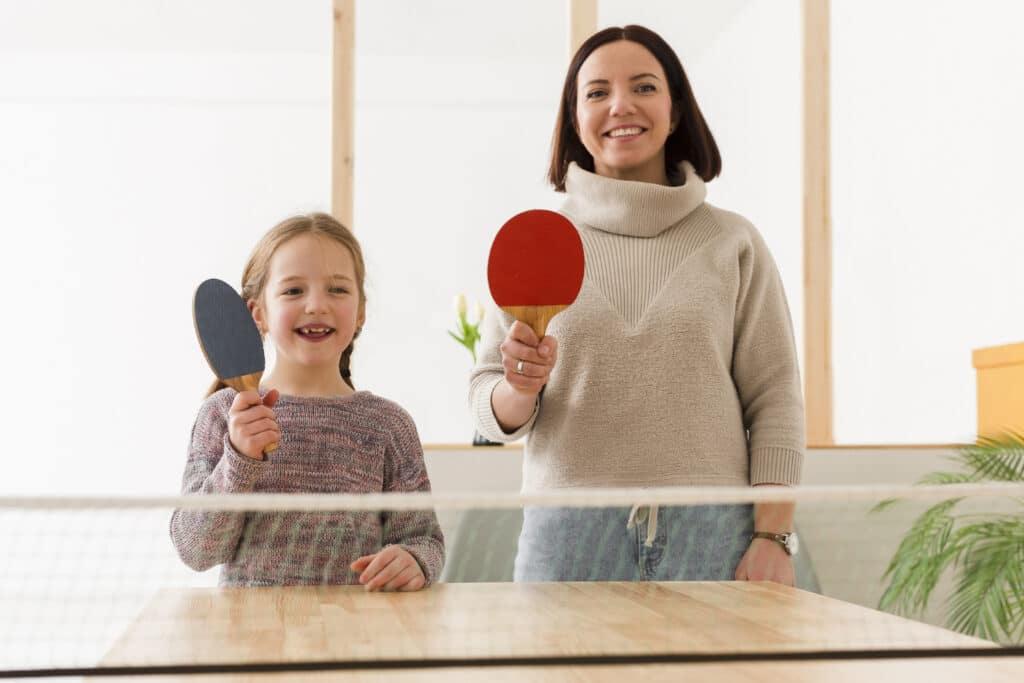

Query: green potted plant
left=874, top=434, right=1024, bottom=644
left=448, top=293, right=484, bottom=363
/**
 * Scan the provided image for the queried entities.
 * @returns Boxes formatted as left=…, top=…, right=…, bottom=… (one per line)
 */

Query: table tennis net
left=1, top=482, right=1022, bottom=676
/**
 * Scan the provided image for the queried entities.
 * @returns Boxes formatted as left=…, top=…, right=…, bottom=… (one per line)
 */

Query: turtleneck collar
left=561, top=161, right=707, bottom=238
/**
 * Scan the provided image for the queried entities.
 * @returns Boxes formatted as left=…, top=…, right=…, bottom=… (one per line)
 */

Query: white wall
left=0, top=1, right=334, bottom=494
left=832, top=0, right=1024, bottom=443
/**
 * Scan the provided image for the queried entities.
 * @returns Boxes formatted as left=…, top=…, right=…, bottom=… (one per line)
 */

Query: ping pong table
left=89, top=581, right=1024, bottom=682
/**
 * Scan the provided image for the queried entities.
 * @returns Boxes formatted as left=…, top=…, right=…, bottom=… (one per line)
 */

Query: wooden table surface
left=97, top=581, right=1023, bottom=682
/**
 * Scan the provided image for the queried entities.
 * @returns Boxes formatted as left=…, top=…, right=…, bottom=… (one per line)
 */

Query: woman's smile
left=605, top=125, right=647, bottom=141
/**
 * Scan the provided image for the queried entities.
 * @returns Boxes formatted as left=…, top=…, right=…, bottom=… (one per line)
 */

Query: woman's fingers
left=508, top=321, right=539, bottom=347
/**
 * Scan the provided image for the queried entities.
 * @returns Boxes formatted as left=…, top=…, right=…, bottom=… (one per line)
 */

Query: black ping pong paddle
left=193, top=278, right=277, bottom=453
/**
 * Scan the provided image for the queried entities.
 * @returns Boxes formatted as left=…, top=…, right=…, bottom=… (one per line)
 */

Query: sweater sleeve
left=379, top=405, right=446, bottom=585
left=732, top=226, right=806, bottom=486
left=169, top=391, right=267, bottom=571
left=468, top=304, right=538, bottom=442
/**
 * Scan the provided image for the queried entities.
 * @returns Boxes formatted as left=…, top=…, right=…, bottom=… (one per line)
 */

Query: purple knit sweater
left=170, top=389, right=445, bottom=586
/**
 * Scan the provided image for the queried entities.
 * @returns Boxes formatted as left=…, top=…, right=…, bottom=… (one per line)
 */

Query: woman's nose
left=608, top=91, right=637, bottom=116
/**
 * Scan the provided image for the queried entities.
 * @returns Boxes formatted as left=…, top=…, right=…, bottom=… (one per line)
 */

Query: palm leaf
left=959, top=433, right=1024, bottom=481
left=945, top=519, right=1024, bottom=642
left=878, top=498, right=963, bottom=616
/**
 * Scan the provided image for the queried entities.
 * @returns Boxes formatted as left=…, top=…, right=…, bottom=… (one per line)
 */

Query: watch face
left=787, top=532, right=799, bottom=555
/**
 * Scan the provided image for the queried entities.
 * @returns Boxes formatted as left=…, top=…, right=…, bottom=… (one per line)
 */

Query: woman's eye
left=585, top=89, right=607, bottom=100
left=636, top=83, right=656, bottom=94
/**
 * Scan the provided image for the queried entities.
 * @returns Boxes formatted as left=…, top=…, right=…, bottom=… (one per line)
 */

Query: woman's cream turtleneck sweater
left=470, top=162, right=805, bottom=491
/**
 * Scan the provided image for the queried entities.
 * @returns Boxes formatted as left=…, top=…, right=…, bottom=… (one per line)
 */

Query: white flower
left=453, top=293, right=467, bottom=316
left=475, top=302, right=485, bottom=322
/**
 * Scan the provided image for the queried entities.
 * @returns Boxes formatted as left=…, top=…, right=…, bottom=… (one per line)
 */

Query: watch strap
left=751, top=531, right=793, bottom=555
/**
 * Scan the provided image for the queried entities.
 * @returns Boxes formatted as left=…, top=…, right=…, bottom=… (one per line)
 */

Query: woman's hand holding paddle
left=228, top=389, right=281, bottom=460
left=500, top=321, right=558, bottom=395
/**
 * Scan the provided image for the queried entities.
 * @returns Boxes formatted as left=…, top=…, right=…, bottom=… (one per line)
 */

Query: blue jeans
left=513, top=504, right=755, bottom=582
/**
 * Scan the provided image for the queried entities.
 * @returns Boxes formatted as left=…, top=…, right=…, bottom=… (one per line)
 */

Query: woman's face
left=575, top=40, right=675, bottom=184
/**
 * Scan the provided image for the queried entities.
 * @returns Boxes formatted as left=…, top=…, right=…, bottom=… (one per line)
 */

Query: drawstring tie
left=627, top=504, right=660, bottom=547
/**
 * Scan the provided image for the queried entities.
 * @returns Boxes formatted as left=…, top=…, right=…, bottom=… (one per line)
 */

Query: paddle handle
left=500, top=304, right=568, bottom=339
left=223, top=372, right=279, bottom=454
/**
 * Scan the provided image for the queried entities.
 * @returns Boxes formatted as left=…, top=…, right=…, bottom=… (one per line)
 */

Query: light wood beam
left=568, top=0, right=597, bottom=57
left=332, top=0, right=355, bottom=229
left=803, top=0, right=833, bottom=445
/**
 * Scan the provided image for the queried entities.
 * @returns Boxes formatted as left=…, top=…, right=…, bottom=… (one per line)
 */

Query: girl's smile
left=295, top=325, right=336, bottom=342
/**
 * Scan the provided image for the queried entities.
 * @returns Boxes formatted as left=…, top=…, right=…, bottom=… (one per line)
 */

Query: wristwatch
left=751, top=531, right=799, bottom=556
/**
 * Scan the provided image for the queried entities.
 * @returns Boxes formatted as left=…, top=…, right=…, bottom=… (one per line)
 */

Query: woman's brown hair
left=206, top=212, right=366, bottom=397
left=547, top=25, right=721, bottom=191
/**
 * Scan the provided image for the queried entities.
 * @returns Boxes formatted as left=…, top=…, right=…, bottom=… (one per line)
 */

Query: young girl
left=171, top=213, right=444, bottom=590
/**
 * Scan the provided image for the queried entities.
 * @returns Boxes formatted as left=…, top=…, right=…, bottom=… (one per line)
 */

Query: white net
left=1, top=482, right=1022, bottom=676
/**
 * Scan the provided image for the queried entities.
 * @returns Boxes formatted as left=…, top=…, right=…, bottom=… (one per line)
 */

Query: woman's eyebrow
left=582, top=73, right=662, bottom=88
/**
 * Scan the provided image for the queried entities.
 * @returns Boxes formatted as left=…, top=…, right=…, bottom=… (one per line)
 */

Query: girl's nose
left=305, top=291, right=328, bottom=313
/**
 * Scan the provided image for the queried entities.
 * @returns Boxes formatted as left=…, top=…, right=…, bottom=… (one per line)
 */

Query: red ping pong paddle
left=487, top=209, right=585, bottom=338
left=193, top=278, right=278, bottom=453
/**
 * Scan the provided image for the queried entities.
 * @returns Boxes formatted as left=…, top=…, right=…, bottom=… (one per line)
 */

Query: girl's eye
left=283, top=288, right=302, bottom=296
left=329, top=287, right=348, bottom=295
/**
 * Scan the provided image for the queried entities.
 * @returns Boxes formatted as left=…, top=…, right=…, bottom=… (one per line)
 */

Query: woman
left=469, top=26, right=804, bottom=584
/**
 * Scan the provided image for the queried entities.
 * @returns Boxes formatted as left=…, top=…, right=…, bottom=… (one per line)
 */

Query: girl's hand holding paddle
left=500, top=321, right=558, bottom=395
left=228, top=389, right=281, bottom=460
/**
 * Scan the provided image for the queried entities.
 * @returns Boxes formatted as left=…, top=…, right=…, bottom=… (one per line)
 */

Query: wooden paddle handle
left=223, top=372, right=279, bottom=454
left=501, top=305, right=568, bottom=339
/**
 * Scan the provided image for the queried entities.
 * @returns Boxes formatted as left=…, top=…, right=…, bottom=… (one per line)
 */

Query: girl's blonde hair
left=206, top=212, right=367, bottom=397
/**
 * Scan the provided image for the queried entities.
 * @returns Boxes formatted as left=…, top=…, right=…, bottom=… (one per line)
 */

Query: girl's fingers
left=369, top=558, right=421, bottom=592
left=232, top=406, right=277, bottom=425
left=399, top=574, right=426, bottom=592
left=350, top=554, right=375, bottom=572
left=358, top=547, right=399, bottom=585
left=230, top=391, right=263, bottom=413
left=254, top=431, right=280, bottom=451
left=238, top=418, right=279, bottom=436
left=382, top=564, right=422, bottom=592
left=363, top=553, right=407, bottom=591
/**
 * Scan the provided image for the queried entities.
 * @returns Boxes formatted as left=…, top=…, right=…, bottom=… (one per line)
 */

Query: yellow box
left=973, top=342, right=1024, bottom=438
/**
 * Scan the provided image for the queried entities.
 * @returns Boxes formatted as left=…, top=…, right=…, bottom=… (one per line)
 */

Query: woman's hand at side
left=227, top=389, right=280, bottom=460
left=490, top=321, right=558, bottom=432
left=734, top=538, right=795, bottom=586
left=350, top=545, right=426, bottom=592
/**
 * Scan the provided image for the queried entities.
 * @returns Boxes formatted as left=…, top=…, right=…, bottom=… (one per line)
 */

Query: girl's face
left=575, top=40, right=676, bottom=184
left=251, top=233, right=364, bottom=379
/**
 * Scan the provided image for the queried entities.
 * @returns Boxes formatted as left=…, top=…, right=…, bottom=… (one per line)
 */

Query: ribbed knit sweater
left=170, top=390, right=444, bottom=586
left=470, top=162, right=805, bottom=490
